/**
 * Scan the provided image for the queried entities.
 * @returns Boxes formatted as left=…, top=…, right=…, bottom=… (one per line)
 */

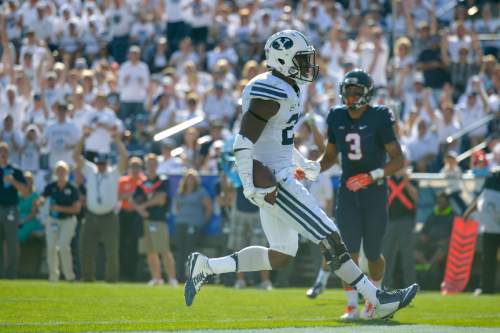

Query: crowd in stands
left=0, top=0, right=499, bottom=289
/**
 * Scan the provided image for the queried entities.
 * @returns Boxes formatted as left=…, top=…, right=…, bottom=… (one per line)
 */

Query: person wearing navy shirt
left=38, top=161, right=81, bottom=281
left=0, top=142, right=27, bottom=279
left=318, top=69, right=406, bottom=319
left=132, top=153, right=177, bottom=286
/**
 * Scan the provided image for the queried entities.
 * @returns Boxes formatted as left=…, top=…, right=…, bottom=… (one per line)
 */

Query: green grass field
left=1, top=280, right=500, bottom=333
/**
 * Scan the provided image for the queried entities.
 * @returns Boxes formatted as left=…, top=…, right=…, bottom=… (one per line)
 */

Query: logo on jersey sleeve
left=272, top=37, right=294, bottom=50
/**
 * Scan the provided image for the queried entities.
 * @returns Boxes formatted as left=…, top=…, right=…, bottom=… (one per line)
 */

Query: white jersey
left=242, top=72, right=302, bottom=173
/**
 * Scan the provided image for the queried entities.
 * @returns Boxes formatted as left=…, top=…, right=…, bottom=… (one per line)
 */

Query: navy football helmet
left=339, top=69, right=374, bottom=109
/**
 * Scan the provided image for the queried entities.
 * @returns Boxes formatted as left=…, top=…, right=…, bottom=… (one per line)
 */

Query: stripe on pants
left=278, top=184, right=335, bottom=234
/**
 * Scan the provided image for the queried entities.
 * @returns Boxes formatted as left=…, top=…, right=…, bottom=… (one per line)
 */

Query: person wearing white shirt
left=202, top=83, right=235, bottom=123
left=70, top=89, right=94, bottom=131
left=118, top=46, right=150, bottom=120
left=175, top=93, right=206, bottom=129
left=74, top=128, right=128, bottom=282
left=157, top=141, right=186, bottom=175
left=44, top=102, right=81, bottom=169
left=22, top=94, right=48, bottom=134
left=130, top=13, right=155, bottom=47
left=0, top=115, right=24, bottom=166
left=206, top=40, right=238, bottom=72
left=84, top=93, right=120, bottom=157
left=359, top=27, right=389, bottom=88
left=151, top=93, right=178, bottom=131
left=19, top=125, right=41, bottom=173
left=184, top=0, right=214, bottom=47
left=28, top=3, right=54, bottom=42
left=0, top=85, right=26, bottom=130
left=404, top=120, right=439, bottom=169
left=456, top=89, right=489, bottom=146
left=435, top=103, right=461, bottom=152
left=105, top=0, right=133, bottom=63
left=320, top=28, right=359, bottom=81
left=165, top=0, right=188, bottom=50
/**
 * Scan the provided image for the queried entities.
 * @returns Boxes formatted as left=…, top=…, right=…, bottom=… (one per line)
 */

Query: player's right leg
left=184, top=208, right=297, bottom=306
left=275, top=178, right=418, bottom=320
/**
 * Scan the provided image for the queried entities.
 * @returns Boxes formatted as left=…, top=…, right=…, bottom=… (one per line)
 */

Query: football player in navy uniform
left=318, top=69, right=406, bottom=319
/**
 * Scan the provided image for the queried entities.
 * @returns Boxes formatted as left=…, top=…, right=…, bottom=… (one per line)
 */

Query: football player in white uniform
left=184, top=30, right=418, bottom=319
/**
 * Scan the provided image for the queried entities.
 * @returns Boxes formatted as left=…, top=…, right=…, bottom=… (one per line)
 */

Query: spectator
left=165, top=0, right=188, bottom=51
left=130, top=13, right=155, bottom=50
left=359, top=26, right=389, bottom=88
left=19, top=125, right=41, bottom=173
left=176, top=93, right=206, bottom=130
left=391, top=37, right=415, bottom=96
left=465, top=168, right=500, bottom=295
left=118, top=157, right=145, bottom=281
left=173, top=169, right=212, bottom=281
left=118, top=46, right=150, bottom=121
left=105, top=0, right=133, bottom=64
left=44, top=101, right=81, bottom=169
left=169, top=37, right=199, bottom=72
left=22, top=93, right=48, bottom=133
left=415, top=192, right=454, bottom=274
left=70, top=87, right=93, bottom=131
left=1, top=85, right=26, bottom=129
left=37, top=161, right=81, bottom=281
left=383, top=168, right=418, bottom=289
left=132, top=154, right=177, bottom=286
left=456, top=79, right=490, bottom=147
left=179, top=127, right=201, bottom=168
left=443, top=42, right=482, bottom=97
left=203, top=83, right=235, bottom=123
left=0, top=115, right=23, bottom=166
left=84, top=92, right=120, bottom=160
left=157, top=140, right=186, bottom=175
left=151, top=93, right=177, bottom=131
left=17, top=171, right=43, bottom=244
left=404, top=119, right=439, bottom=170
left=74, top=127, right=128, bottom=282
left=0, top=142, right=27, bottom=278
left=184, top=0, right=213, bottom=49
left=441, top=151, right=466, bottom=213
left=206, top=40, right=238, bottom=72
left=147, top=37, right=169, bottom=74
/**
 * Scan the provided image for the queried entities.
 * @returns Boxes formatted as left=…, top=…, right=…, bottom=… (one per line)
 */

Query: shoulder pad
left=249, top=79, right=288, bottom=102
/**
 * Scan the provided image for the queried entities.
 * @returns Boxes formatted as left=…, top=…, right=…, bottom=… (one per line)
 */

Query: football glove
left=293, top=148, right=321, bottom=181
left=244, top=186, right=277, bottom=209
left=346, top=169, right=384, bottom=192
left=346, top=173, right=373, bottom=192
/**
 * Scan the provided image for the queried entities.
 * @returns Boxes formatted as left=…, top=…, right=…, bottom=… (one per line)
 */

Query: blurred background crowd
left=0, top=0, right=499, bottom=291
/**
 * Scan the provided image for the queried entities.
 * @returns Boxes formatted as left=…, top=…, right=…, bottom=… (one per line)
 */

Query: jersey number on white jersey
left=281, top=113, right=299, bottom=145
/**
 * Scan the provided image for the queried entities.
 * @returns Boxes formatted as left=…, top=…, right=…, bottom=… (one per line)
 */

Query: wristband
left=369, top=168, right=384, bottom=180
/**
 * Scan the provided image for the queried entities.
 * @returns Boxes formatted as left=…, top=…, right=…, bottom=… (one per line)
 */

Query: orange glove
left=346, top=173, right=373, bottom=192
left=294, top=168, right=306, bottom=180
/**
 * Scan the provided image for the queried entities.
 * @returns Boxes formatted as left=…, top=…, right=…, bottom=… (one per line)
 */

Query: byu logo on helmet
left=272, top=37, right=294, bottom=50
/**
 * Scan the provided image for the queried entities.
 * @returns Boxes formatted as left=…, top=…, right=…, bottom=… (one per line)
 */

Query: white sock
left=345, top=288, right=358, bottom=307
left=237, top=246, right=272, bottom=272
left=316, top=268, right=330, bottom=287
left=208, top=256, right=236, bottom=275
left=208, top=246, right=272, bottom=274
left=354, top=275, right=378, bottom=305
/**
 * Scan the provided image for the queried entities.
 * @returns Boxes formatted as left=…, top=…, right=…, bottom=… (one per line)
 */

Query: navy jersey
left=327, top=105, right=396, bottom=182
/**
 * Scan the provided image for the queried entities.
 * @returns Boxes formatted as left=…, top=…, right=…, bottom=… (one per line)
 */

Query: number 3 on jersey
left=282, top=113, right=299, bottom=145
left=346, top=133, right=362, bottom=160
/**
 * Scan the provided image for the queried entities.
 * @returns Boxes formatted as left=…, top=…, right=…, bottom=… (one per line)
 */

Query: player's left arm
left=382, top=137, right=405, bottom=178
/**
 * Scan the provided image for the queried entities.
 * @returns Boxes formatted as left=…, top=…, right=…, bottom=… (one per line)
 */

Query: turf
left=1, top=280, right=500, bottom=333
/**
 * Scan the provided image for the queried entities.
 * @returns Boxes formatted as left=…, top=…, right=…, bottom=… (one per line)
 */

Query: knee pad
left=320, top=232, right=351, bottom=271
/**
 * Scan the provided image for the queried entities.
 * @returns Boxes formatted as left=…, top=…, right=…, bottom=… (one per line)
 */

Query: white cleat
left=340, top=305, right=359, bottom=320
left=360, top=301, right=375, bottom=319
left=234, top=279, right=246, bottom=289
left=184, top=252, right=213, bottom=306
left=374, top=283, right=419, bottom=319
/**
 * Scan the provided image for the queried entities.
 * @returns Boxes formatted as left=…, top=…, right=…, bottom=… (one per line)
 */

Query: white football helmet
left=264, top=30, right=319, bottom=84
